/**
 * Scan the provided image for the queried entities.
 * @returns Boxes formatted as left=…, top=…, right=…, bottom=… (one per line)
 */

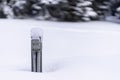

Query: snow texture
left=106, top=16, right=120, bottom=23
left=3, top=5, right=14, bottom=18
left=31, top=28, right=43, bottom=39
left=41, top=0, right=62, bottom=4
left=0, top=20, right=120, bottom=80
left=85, top=11, right=98, bottom=17
left=117, top=7, right=120, bottom=12
left=77, top=1, right=92, bottom=7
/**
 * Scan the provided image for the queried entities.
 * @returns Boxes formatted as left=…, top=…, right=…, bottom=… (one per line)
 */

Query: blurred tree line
left=0, top=0, right=120, bottom=21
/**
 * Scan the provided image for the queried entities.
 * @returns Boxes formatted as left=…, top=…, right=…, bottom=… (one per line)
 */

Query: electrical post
left=31, top=28, right=43, bottom=72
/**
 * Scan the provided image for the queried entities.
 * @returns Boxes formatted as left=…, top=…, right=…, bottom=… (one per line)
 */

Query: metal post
left=31, top=28, right=43, bottom=72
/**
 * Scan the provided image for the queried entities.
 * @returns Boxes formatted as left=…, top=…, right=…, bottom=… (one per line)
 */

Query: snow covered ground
left=0, top=19, right=120, bottom=80
left=106, top=16, right=120, bottom=24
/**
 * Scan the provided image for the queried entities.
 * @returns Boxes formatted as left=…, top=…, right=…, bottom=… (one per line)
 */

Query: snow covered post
left=31, top=28, right=43, bottom=72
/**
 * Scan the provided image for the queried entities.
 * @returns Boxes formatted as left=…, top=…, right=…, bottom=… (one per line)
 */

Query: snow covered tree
left=116, top=6, right=120, bottom=19
left=0, top=0, right=119, bottom=21
left=92, top=0, right=110, bottom=20
left=75, top=0, right=98, bottom=21
left=9, top=0, right=28, bottom=18
left=46, top=0, right=98, bottom=21
left=8, top=0, right=43, bottom=18
left=0, top=1, right=7, bottom=18
left=109, top=0, right=120, bottom=17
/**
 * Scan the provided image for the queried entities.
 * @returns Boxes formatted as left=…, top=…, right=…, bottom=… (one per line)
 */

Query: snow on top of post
left=31, top=28, right=43, bottom=39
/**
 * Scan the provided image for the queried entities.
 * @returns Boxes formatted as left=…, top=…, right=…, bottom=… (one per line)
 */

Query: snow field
left=0, top=20, right=120, bottom=80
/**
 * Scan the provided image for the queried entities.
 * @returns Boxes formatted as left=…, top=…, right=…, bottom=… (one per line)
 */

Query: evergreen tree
left=0, top=1, right=7, bottom=18
left=110, top=0, right=120, bottom=16
left=11, top=0, right=43, bottom=18
left=116, top=6, right=120, bottom=18
left=92, top=0, right=110, bottom=19
left=0, top=0, right=119, bottom=21
left=46, top=0, right=98, bottom=21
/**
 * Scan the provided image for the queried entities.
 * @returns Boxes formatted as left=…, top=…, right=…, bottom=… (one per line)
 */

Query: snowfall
left=0, top=19, right=120, bottom=80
